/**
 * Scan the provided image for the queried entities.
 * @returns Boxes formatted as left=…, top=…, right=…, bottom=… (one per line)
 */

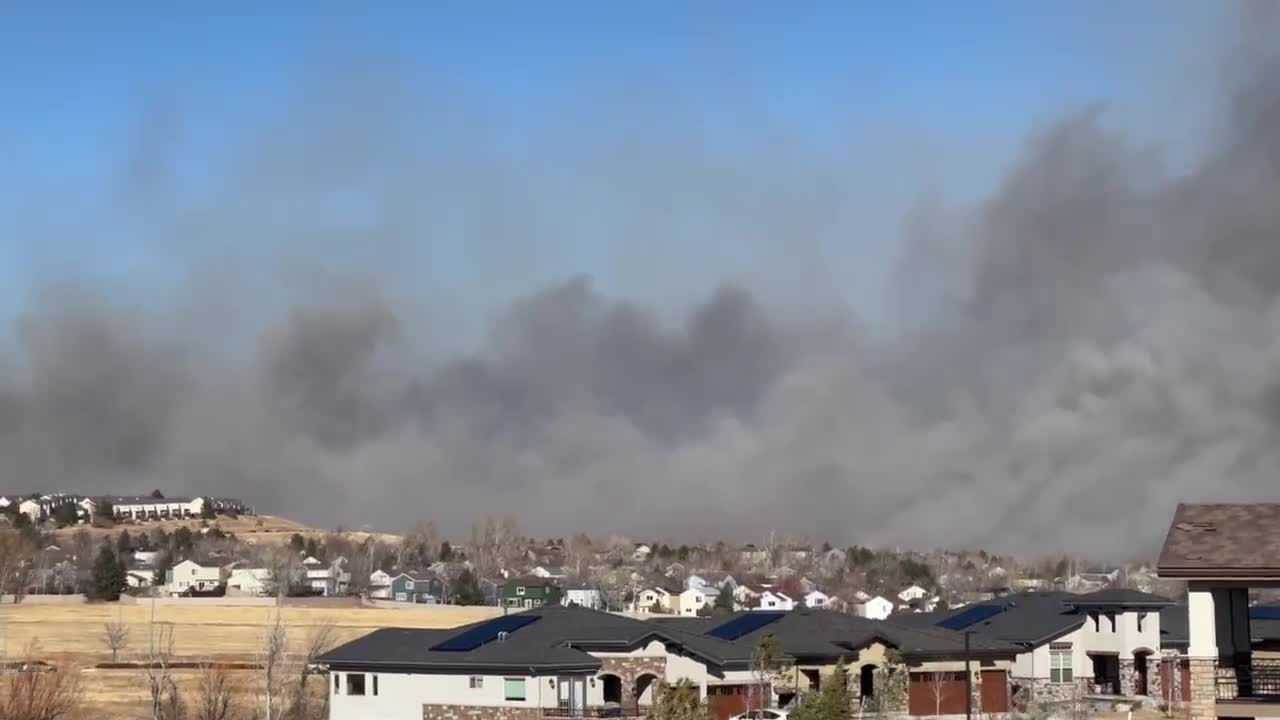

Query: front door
left=558, top=677, right=587, bottom=715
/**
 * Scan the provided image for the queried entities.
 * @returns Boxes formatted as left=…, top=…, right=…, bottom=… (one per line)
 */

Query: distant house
left=758, top=590, right=795, bottom=611
left=368, top=570, right=393, bottom=599
left=132, top=550, right=160, bottom=567
left=531, top=565, right=568, bottom=581
left=859, top=595, right=895, bottom=620
left=0, top=496, right=10, bottom=509
left=105, top=496, right=206, bottom=521
left=851, top=590, right=872, bottom=603
left=306, top=558, right=351, bottom=597
left=898, top=584, right=928, bottom=603
left=738, top=545, right=769, bottom=564
left=734, top=584, right=764, bottom=610
left=686, top=573, right=737, bottom=594
left=636, top=587, right=676, bottom=614
left=803, top=590, right=830, bottom=608
left=562, top=587, right=605, bottom=610
left=631, top=544, right=652, bottom=563
left=500, top=577, right=562, bottom=609
left=18, top=499, right=43, bottom=523
left=387, top=573, right=441, bottom=603
left=126, top=571, right=154, bottom=589
left=166, top=560, right=223, bottom=595
left=227, top=568, right=272, bottom=597
left=679, top=587, right=719, bottom=616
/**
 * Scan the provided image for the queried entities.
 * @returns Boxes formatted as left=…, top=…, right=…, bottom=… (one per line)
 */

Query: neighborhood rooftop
left=1157, top=502, right=1280, bottom=577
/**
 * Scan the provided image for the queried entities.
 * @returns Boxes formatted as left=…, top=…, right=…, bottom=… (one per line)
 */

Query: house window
left=406, top=581, right=414, bottom=590
left=516, top=586, right=526, bottom=596
left=1049, top=646, right=1073, bottom=684
left=506, top=598, right=520, bottom=608
left=470, top=676, right=484, bottom=689
left=504, top=678, right=527, bottom=701
left=346, top=674, right=366, bottom=696
left=396, top=593, right=407, bottom=601
left=334, top=673, right=341, bottom=694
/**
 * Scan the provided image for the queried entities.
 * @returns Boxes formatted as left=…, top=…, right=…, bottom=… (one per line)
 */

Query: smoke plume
left=3, top=5, right=1279, bottom=556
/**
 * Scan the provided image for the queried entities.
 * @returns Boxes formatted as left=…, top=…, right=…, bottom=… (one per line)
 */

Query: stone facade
left=424, top=705, right=541, bottom=720
left=1010, top=677, right=1091, bottom=708
left=597, top=656, right=667, bottom=705
left=1186, top=657, right=1217, bottom=720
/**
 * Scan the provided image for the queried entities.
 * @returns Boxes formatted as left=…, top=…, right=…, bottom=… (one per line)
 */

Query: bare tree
left=102, top=615, right=130, bottom=662
left=285, top=620, right=337, bottom=720
left=925, top=671, right=954, bottom=719
left=144, top=621, right=182, bottom=720
left=259, top=610, right=289, bottom=720
left=265, top=547, right=299, bottom=599
left=0, top=641, right=82, bottom=720
left=0, top=531, right=34, bottom=603
left=191, top=662, right=239, bottom=720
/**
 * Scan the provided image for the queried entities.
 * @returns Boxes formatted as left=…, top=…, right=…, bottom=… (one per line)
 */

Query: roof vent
left=1176, top=522, right=1216, bottom=533
left=497, top=631, right=509, bottom=643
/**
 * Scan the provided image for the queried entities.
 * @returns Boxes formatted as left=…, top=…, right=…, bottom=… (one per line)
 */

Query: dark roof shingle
left=1158, top=503, right=1280, bottom=577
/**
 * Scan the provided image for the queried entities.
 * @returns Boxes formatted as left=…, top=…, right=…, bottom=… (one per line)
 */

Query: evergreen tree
left=116, top=530, right=133, bottom=555
left=450, top=569, right=486, bottom=606
left=173, top=526, right=195, bottom=557
left=150, top=489, right=165, bottom=499
left=439, top=541, right=454, bottom=562
left=153, top=550, right=174, bottom=588
left=289, top=533, right=306, bottom=553
left=792, top=661, right=853, bottom=720
left=93, top=545, right=127, bottom=601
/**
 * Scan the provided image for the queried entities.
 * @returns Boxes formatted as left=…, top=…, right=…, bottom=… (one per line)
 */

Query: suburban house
left=857, top=595, right=895, bottom=620
left=500, top=577, right=562, bottom=610
left=898, top=585, right=929, bottom=603
left=686, top=573, right=738, bottom=594
left=390, top=572, right=444, bottom=604
left=227, top=568, right=273, bottom=597
left=1156, top=502, right=1280, bottom=720
left=166, top=559, right=224, bottom=595
left=562, top=587, right=605, bottom=610
left=757, top=590, right=795, bottom=611
left=635, top=587, right=677, bottom=614
left=126, top=570, right=154, bottom=589
left=532, top=565, right=568, bottom=581
left=631, top=544, right=652, bottom=563
left=897, top=589, right=1177, bottom=703
left=306, top=558, right=352, bottom=597
left=106, top=495, right=207, bottom=520
left=679, top=586, right=719, bottom=616
left=369, top=570, right=394, bottom=599
left=733, top=584, right=763, bottom=610
left=738, top=545, right=769, bottom=564
left=803, top=590, right=830, bottom=608
left=653, top=607, right=1021, bottom=716
left=320, top=604, right=760, bottom=720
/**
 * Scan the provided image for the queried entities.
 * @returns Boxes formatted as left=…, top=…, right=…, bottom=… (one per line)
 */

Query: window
left=1050, top=646, right=1073, bottom=684
left=406, top=580, right=414, bottom=589
left=346, top=674, right=366, bottom=696
left=506, top=598, right=520, bottom=608
left=1137, top=612, right=1146, bottom=633
left=504, top=677, right=527, bottom=701
left=516, top=586, right=526, bottom=596
left=334, top=673, right=341, bottom=694
left=396, top=593, right=407, bottom=601
left=470, top=676, right=484, bottom=689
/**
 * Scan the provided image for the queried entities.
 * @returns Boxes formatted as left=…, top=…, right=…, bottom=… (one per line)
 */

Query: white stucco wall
left=330, top=671, right=571, bottom=720
left=1078, top=608, right=1161, bottom=658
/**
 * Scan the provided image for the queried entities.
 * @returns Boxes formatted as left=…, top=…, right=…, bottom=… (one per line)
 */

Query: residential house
left=563, top=587, right=605, bottom=610
left=757, top=590, right=795, bottom=611
left=1155, top=502, right=1280, bottom=719
left=389, top=573, right=443, bottom=604
left=896, top=589, right=1175, bottom=700
left=686, top=573, right=737, bottom=595
left=368, top=570, right=393, bottom=599
left=105, top=495, right=207, bottom=521
left=320, top=605, right=761, bottom=720
left=18, top=499, right=43, bottom=523
left=531, top=565, right=568, bottom=581
left=679, top=587, right=719, bottom=616
left=898, top=584, right=929, bottom=603
left=76, top=497, right=97, bottom=519
left=227, top=568, right=273, bottom=597
left=0, top=496, right=10, bottom=509
left=132, top=550, right=159, bottom=567
left=851, top=590, right=872, bottom=603
left=306, top=558, right=352, bottom=597
left=126, top=570, right=154, bottom=589
left=857, top=595, right=895, bottom=621
left=802, top=590, right=830, bottom=608
left=500, top=577, right=562, bottom=610
left=631, top=544, right=652, bottom=563
left=166, top=560, right=224, bottom=595
left=738, top=545, right=768, bottom=565
left=636, top=587, right=677, bottom=614
left=651, top=608, right=1021, bottom=716
left=733, top=584, right=764, bottom=610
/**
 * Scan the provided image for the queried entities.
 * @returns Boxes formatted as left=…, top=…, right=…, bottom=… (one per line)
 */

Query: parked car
left=729, top=711, right=788, bottom=720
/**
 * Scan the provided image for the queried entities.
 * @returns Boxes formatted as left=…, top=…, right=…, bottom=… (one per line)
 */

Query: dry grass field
left=50, top=514, right=403, bottom=546
left=0, top=602, right=498, bottom=718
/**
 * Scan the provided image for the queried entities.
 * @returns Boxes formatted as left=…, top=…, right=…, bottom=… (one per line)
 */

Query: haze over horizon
left=2, top=2, right=1279, bottom=557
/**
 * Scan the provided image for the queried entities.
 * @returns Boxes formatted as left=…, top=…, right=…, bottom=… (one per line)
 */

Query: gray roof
left=320, top=605, right=754, bottom=673
left=1158, top=503, right=1280, bottom=578
left=1067, top=589, right=1174, bottom=608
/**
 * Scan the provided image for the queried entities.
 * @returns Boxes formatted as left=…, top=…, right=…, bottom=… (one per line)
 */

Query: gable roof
left=1066, top=589, right=1173, bottom=608
left=1158, top=503, right=1280, bottom=578
left=319, top=605, right=754, bottom=673
left=894, top=592, right=1086, bottom=647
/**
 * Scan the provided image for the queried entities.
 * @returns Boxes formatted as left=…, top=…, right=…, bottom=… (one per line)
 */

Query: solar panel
left=1251, top=606, right=1280, bottom=621
left=705, top=612, right=786, bottom=641
left=936, top=605, right=1003, bottom=631
left=431, top=614, right=541, bottom=651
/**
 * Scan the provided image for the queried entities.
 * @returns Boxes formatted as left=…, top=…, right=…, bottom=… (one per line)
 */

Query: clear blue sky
left=0, top=1, right=1219, bottom=330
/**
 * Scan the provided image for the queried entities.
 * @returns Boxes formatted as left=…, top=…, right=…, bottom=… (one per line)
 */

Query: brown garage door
left=706, top=684, right=750, bottom=720
left=909, top=672, right=967, bottom=716
left=981, top=670, right=1008, bottom=712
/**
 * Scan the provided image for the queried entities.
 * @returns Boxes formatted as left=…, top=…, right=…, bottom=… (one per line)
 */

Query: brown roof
left=1157, top=503, right=1280, bottom=578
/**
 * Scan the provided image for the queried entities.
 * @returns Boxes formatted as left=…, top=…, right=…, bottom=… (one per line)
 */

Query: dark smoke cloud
left=3, top=6, right=1279, bottom=557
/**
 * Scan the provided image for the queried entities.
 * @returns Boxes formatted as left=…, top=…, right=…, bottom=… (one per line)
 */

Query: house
left=18, top=499, right=43, bottom=523
left=679, top=587, right=719, bottom=616
left=389, top=573, right=442, bottom=604
left=132, top=550, right=159, bottom=567
left=635, top=587, right=676, bottom=614
left=104, top=495, right=206, bottom=521
left=227, top=568, right=273, bottom=597
left=368, top=570, right=393, bottom=599
left=126, top=570, right=154, bottom=589
left=756, top=590, right=795, bottom=611
left=0, top=496, right=10, bottom=509
left=651, top=608, right=1021, bottom=716
left=631, top=544, right=652, bottom=563
left=898, top=584, right=928, bottom=603
left=306, top=558, right=352, bottom=597
left=76, top=497, right=97, bottom=518
left=531, top=565, right=568, bottom=581
left=896, top=588, right=1175, bottom=700
left=802, top=590, right=830, bottom=608
left=320, top=605, right=761, bottom=720
left=851, top=590, right=872, bottom=603
left=165, top=560, right=223, bottom=595
left=1155, top=502, right=1280, bottom=719
left=563, top=587, right=605, bottom=610
left=857, top=595, right=895, bottom=620
left=500, top=577, right=562, bottom=610
left=733, top=584, right=764, bottom=610
left=738, top=545, right=768, bottom=564
left=686, top=573, right=737, bottom=594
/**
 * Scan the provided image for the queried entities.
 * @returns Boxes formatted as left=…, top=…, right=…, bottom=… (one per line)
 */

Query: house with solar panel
left=893, top=589, right=1177, bottom=704
left=320, top=604, right=759, bottom=720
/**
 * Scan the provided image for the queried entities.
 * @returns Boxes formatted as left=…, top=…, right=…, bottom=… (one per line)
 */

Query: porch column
left=1187, top=585, right=1218, bottom=720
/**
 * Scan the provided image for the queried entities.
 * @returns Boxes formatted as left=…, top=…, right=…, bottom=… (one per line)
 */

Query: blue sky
left=0, top=1, right=1221, bottom=333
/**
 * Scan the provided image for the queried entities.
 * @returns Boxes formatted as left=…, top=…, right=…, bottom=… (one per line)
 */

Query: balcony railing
left=1216, top=658, right=1280, bottom=700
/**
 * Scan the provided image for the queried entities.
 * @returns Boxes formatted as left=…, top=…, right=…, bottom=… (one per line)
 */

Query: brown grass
left=51, top=514, right=403, bottom=546
left=0, top=602, right=496, bottom=718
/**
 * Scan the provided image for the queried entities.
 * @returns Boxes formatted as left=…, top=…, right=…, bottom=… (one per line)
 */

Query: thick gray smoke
left=3, top=5, right=1279, bottom=557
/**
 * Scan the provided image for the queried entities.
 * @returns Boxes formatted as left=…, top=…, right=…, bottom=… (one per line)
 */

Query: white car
left=729, top=711, right=788, bottom=720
